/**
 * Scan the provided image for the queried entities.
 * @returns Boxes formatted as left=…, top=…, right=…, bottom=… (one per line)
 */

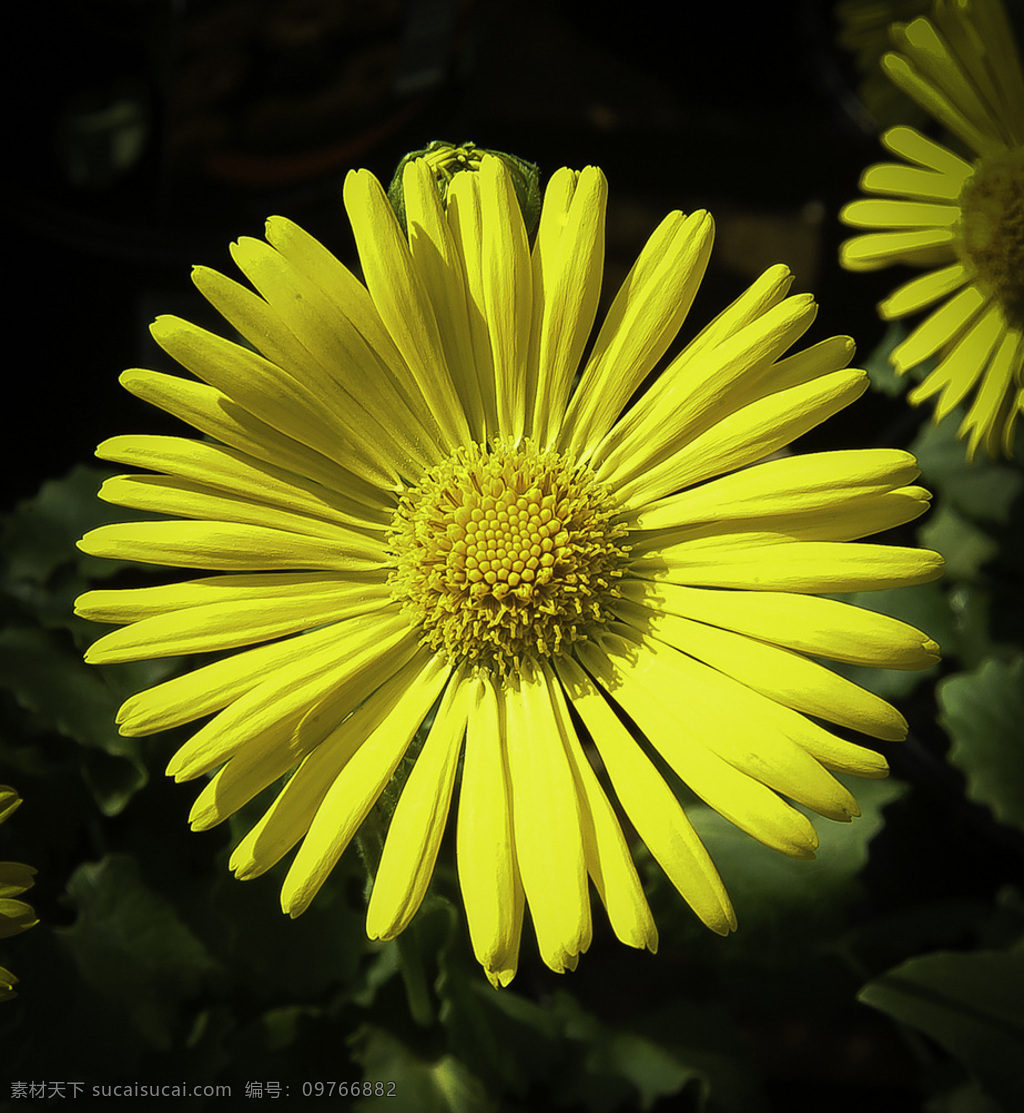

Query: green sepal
left=387, top=140, right=542, bottom=236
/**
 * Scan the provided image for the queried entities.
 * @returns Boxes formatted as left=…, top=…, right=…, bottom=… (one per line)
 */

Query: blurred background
left=3, top=2, right=1023, bottom=1111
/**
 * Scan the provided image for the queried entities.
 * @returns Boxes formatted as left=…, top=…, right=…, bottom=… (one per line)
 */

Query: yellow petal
left=841, top=198, right=960, bottom=229
left=503, top=662, right=591, bottom=973
left=113, top=619, right=359, bottom=736
left=551, top=664, right=658, bottom=952
left=228, top=651, right=439, bottom=875
left=150, top=315, right=396, bottom=489
left=365, top=665, right=473, bottom=940
left=343, top=168, right=471, bottom=452
left=881, top=51, right=994, bottom=155
left=881, top=126, right=975, bottom=177
left=166, top=612, right=414, bottom=779
left=78, top=519, right=384, bottom=573
left=577, top=635, right=820, bottom=859
left=595, top=292, right=819, bottom=487
left=613, top=600, right=909, bottom=744
left=456, top=673, right=523, bottom=985
left=839, top=226, right=957, bottom=271
left=623, top=448, right=920, bottom=532
left=561, top=210, right=714, bottom=461
left=404, top=159, right=487, bottom=441
left=879, top=263, right=969, bottom=320
left=908, top=301, right=1004, bottom=418
left=529, top=166, right=607, bottom=448
left=75, top=570, right=387, bottom=625
left=860, top=161, right=969, bottom=201
left=118, top=369, right=388, bottom=508
left=615, top=369, right=869, bottom=509
left=892, top=283, right=987, bottom=372
left=633, top=536, right=943, bottom=593
left=618, top=579, right=939, bottom=671
left=556, top=656, right=735, bottom=933
left=83, top=579, right=391, bottom=664
left=478, top=156, right=533, bottom=442
left=274, top=652, right=450, bottom=910
left=96, top=433, right=390, bottom=531
left=95, top=474, right=389, bottom=556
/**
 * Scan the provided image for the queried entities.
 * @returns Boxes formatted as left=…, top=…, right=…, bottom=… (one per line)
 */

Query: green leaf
left=547, top=991, right=705, bottom=1113
left=940, top=655, right=1024, bottom=833
left=349, top=1025, right=495, bottom=1113
left=439, top=956, right=753, bottom=1112
left=911, top=420, right=1024, bottom=526
left=199, top=853, right=370, bottom=1003
left=858, top=947, right=1024, bottom=1110
left=945, top=584, right=1016, bottom=670
left=438, top=951, right=562, bottom=1099
left=1, top=465, right=116, bottom=586
left=0, top=624, right=168, bottom=814
left=57, top=854, right=220, bottom=1050
left=863, top=322, right=912, bottom=398
left=918, top=503, right=998, bottom=582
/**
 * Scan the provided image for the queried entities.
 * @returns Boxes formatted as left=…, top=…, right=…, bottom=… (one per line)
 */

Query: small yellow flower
left=77, top=152, right=942, bottom=985
left=840, top=0, right=1024, bottom=459
left=1, top=786, right=38, bottom=1002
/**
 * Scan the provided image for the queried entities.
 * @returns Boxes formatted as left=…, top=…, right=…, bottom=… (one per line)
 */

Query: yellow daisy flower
left=76, top=149, right=942, bottom=986
left=840, top=0, right=1024, bottom=459
left=1, top=786, right=38, bottom=1002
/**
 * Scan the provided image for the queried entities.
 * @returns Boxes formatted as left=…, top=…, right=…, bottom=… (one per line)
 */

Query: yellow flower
left=840, top=0, right=1024, bottom=459
left=76, top=151, right=942, bottom=986
left=1, top=786, right=38, bottom=1002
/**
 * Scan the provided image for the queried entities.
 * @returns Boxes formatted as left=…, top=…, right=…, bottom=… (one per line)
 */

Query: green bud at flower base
left=387, top=140, right=542, bottom=236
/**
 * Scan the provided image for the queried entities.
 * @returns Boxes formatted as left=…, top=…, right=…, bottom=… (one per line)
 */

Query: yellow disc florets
left=957, top=145, right=1024, bottom=324
left=389, top=441, right=629, bottom=675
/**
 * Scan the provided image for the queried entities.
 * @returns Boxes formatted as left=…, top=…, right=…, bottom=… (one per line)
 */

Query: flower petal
left=633, top=536, right=943, bottom=593
left=83, top=579, right=392, bottom=664
left=366, top=665, right=473, bottom=940
left=622, top=448, right=920, bottom=532
left=618, top=578, right=939, bottom=671
left=344, top=169, right=472, bottom=452
left=275, top=651, right=450, bottom=912
left=529, top=166, right=607, bottom=448
left=561, top=210, right=714, bottom=460
left=577, top=634, right=820, bottom=859
left=165, top=612, right=414, bottom=780
left=878, top=263, right=969, bottom=320
left=404, top=160, right=488, bottom=442
left=615, top=370, right=869, bottom=509
left=556, top=655, right=735, bottom=934
left=118, top=369, right=387, bottom=508
left=78, top=520, right=385, bottom=573
left=503, top=662, right=591, bottom=973
left=457, top=673, right=524, bottom=986
left=479, top=157, right=534, bottom=442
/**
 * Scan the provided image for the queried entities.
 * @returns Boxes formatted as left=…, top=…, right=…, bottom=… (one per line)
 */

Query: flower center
left=957, top=145, right=1024, bottom=324
left=389, top=441, right=629, bottom=674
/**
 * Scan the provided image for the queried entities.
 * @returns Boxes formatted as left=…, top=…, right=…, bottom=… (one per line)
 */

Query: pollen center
left=957, top=145, right=1024, bottom=324
left=389, top=441, right=629, bottom=674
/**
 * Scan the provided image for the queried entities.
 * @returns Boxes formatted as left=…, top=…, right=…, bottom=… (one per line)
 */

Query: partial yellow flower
left=76, top=149, right=942, bottom=986
left=840, top=0, right=1024, bottom=459
left=1, top=786, right=38, bottom=1001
